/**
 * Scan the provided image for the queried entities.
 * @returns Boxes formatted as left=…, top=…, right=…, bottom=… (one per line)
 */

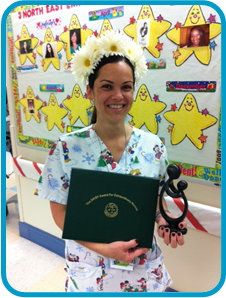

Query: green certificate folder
left=62, top=168, right=159, bottom=248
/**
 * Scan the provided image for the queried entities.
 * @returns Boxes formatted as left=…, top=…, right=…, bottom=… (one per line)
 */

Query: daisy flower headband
left=71, top=30, right=147, bottom=86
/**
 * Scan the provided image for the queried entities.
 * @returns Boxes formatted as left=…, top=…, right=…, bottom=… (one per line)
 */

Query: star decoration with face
left=99, top=19, right=113, bottom=36
left=36, top=28, right=63, bottom=71
left=60, top=14, right=93, bottom=62
left=124, top=5, right=171, bottom=58
left=63, top=84, right=93, bottom=126
left=19, top=86, right=43, bottom=123
left=166, top=5, right=221, bottom=66
left=41, top=94, right=68, bottom=132
left=164, top=94, right=217, bottom=149
left=14, top=25, right=38, bottom=65
left=128, top=84, right=166, bottom=134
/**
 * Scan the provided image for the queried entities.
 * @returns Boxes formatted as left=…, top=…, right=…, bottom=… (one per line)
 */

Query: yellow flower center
left=128, top=49, right=131, bottom=55
left=84, top=59, right=90, bottom=67
left=111, top=45, right=117, bottom=52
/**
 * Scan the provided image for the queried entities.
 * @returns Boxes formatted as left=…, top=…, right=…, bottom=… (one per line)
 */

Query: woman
left=187, top=26, right=206, bottom=48
left=35, top=31, right=186, bottom=292
left=21, top=41, right=31, bottom=54
left=45, top=43, right=55, bottom=58
left=70, top=29, right=81, bottom=54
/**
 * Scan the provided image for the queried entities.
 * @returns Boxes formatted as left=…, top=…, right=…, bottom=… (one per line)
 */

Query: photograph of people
left=140, top=21, right=148, bottom=38
left=20, top=40, right=32, bottom=54
left=45, top=43, right=55, bottom=58
left=70, top=29, right=81, bottom=54
left=35, top=31, right=187, bottom=293
left=182, top=25, right=209, bottom=48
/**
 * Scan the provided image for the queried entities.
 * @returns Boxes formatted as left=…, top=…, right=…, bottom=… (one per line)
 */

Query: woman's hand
left=107, top=240, right=150, bottom=263
left=76, top=239, right=149, bottom=263
left=156, top=213, right=187, bottom=248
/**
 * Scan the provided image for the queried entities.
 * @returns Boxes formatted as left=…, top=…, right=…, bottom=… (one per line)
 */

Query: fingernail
left=165, top=228, right=169, bottom=233
left=177, top=232, right=181, bottom=236
left=179, top=224, right=183, bottom=229
left=161, top=227, right=164, bottom=231
left=172, top=233, right=176, bottom=237
left=135, top=239, right=139, bottom=244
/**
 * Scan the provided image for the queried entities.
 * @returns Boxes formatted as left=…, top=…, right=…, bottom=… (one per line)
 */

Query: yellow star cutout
left=60, top=14, right=93, bottom=62
left=63, top=84, right=93, bottom=126
left=128, top=84, right=166, bottom=134
left=124, top=5, right=171, bottom=58
left=14, top=25, right=38, bottom=65
left=36, top=28, right=63, bottom=71
left=167, top=5, right=221, bottom=66
left=164, top=94, right=217, bottom=149
left=19, top=86, right=42, bottom=123
left=99, top=19, right=113, bottom=36
left=41, top=94, right=68, bottom=132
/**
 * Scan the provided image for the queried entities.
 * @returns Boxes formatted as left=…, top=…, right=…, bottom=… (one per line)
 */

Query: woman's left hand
left=156, top=213, right=187, bottom=248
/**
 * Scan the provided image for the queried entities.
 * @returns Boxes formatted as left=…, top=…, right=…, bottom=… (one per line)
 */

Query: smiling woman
left=35, top=31, right=187, bottom=293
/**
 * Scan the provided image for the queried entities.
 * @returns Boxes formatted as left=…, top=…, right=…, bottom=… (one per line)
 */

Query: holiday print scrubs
left=35, top=125, right=173, bottom=292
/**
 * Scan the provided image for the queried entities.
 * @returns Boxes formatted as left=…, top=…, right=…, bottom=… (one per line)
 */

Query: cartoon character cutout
left=164, top=93, right=217, bottom=149
left=19, top=86, right=42, bottom=123
left=167, top=5, right=221, bottom=66
left=14, top=25, right=38, bottom=65
left=63, top=84, right=93, bottom=126
left=128, top=84, right=166, bottom=134
left=124, top=5, right=171, bottom=58
left=99, top=19, right=113, bottom=36
left=60, top=14, right=93, bottom=61
left=36, top=28, right=63, bottom=71
left=41, top=93, right=68, bottom=132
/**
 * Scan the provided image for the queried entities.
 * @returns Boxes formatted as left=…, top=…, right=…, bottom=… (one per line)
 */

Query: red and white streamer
left=13, top=156, right=44, bottom=181
left=12, top=156, right=221, bottom=238
left=165, top=196, right=221, bottom=238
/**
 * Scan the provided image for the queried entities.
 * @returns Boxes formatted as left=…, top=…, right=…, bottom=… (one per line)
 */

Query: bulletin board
left=6, top=4, right=221, bottom=185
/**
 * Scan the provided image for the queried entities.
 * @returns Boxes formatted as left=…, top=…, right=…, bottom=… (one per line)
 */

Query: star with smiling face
left=63, top=84, right=93, bottom=126
left=166, top=5, right=221, bottom=66
left=36, top=28, right=63, bottom=71
left=60, top=14, right=93, bottom=62
left=14, top=25, right=38, bottom=65
left=124, top=5, right=171, bottom=58
left=164, top=94, right=217, bottom=149
left=41, top=94, right=68, bottom=132
left=19, top=86, right=42, bottom=123
left=128, top=84, right=166, bottom=134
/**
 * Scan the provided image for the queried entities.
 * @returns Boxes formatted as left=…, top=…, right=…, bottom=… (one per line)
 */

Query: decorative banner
left=89, top=6, right=124, bottom=21
left=13, top=156, right=44, bottom=181
left=39, top=84, right=65, bottom=92
left=146, top=58, right=166, bottom=69
left=17, top=64, right=38, bottom=73
left=36, top=17, right=62, bottom=29
left=166, top=81, right=217, bottom=92
left=165, top=196, right=221, bottom=237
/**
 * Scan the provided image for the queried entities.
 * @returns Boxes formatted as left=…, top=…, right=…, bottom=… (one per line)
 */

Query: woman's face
left=47, top=44, right=51, bottom=52
left=190, top=29, right=201, bottom=47
left=71, top=32, right=77, bottom=43
left=87, top=61, right=134, bottom=124
left=23, top=41, right=27, bottom=49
